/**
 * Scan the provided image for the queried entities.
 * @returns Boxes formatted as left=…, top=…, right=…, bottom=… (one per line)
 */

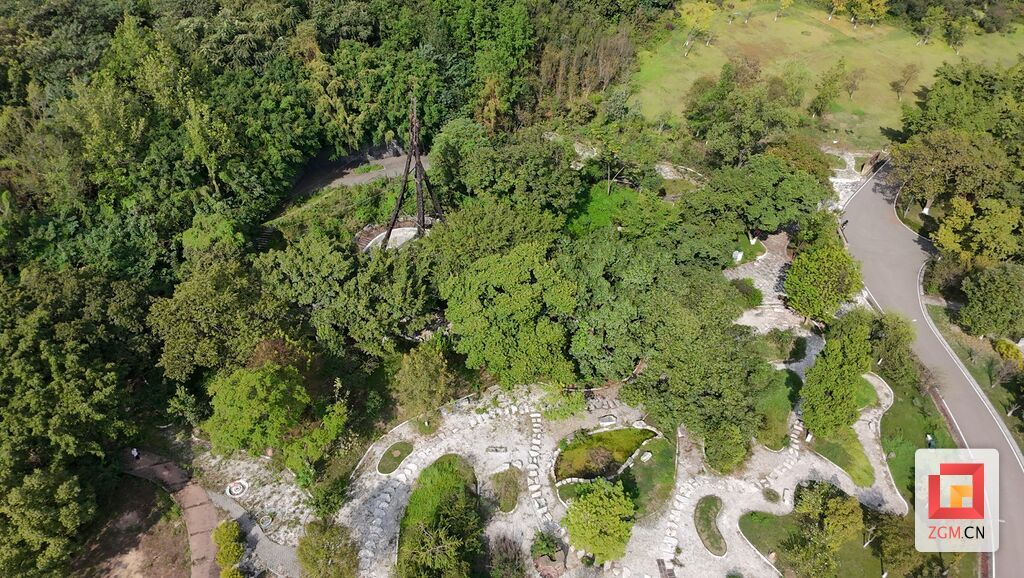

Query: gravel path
left=124, top=450, right=220, bottom=578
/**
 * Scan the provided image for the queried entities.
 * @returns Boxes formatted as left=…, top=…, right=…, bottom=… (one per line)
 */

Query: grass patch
left=353, top=162, right=384, bottom=174
left=555, top=428, right=655, bottom=480
left=694, top=495, right=726, bottom=556
left=762, top=488, right=780, bottom=503
left=622, top=438, right=676, bottom=517
left=378, top=441, right=413, bottom=474
left=557, top=481, right=588, bottom=502
left=632, top=1, right=1024, bottom=149
left=812, top=427, right=874, bottom=487
left=827, top=153, right=846, bottom=169
left=855, top=375, right=878, bottom=409
left=760, top=329, right=808, bottom=362
left=728, top=234, right=766, bottom=266
left=926, top=305, right=1024, bottom=449
left=755, top=370, right=801, bottom=450
left=490, top=467, right=522, bottom=513
left=567, top=182, right=638, bottom=236
left=740, top=510, right=881, bottom=575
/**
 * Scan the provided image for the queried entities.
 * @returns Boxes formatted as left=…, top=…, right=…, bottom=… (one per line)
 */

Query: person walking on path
left=131, top=447, right=140, bottom=460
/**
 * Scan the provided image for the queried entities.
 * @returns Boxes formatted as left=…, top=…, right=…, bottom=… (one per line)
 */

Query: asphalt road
left=843, top=165, right=1024, bottom=576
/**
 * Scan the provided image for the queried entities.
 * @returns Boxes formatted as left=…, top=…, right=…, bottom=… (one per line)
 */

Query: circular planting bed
left=378, top=441, right=413, bottom=474
left=490, top=466, right=522, bottom=513
left=694, top=495, right=727, bottom=556
left=555, top=428, right=655, bottom=480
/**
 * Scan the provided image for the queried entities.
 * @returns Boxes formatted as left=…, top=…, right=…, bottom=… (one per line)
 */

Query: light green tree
left=563, top=479, right=635, bottom=563
left=393, top=342, right=456, bottom=417
left=440, top=241, right=577, bottom=386
left=784, top=243, right=863, bottom=321
left=204, top=363, right=310, bottom=454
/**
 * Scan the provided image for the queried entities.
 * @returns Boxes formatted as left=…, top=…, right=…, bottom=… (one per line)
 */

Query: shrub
left=563, top=479, right=635, bottom=563
left=731, top=278, right=763, bottom=308
left=490, top=467, right=522, bottom=513
left=220, top=569, right=244, bottom=578
left=704, top=424, right=748, bottom=473
left=212, top=520, right=244, bottom=569
left=994, top=339, right=1024, bottom=370
left=539, top=382, right=585, bottom=420
left=297, top=520, right=358, bottom=578
left=531, top=531, right=559, bottom=560
left=488, top=534, right=526, bottom=578
left=763, top=488, right=781, bottom=503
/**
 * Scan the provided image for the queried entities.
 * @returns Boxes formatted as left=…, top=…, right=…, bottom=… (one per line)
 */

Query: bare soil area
left=71, top=477, right=189, bottom=578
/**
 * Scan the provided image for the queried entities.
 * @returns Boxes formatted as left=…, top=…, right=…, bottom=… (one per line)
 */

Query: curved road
left=843, top=166, right=1024, bottom=577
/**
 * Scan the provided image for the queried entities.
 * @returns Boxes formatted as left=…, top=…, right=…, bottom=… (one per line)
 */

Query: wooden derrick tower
left=380, top=97, right=444, bottom=249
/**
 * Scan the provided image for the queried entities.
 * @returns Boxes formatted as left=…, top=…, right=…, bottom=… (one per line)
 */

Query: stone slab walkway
left=208, top=490, right=301, bottom=577
left=124, top=450, right=219, bottom=578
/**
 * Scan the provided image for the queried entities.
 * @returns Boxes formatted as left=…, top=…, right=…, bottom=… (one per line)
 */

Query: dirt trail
left=124, top=450, right=220, bottom=578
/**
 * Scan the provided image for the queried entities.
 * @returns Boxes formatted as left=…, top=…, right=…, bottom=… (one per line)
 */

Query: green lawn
left=353, top=162, right=384, bottom=174
left=555, top=428, right=655, bottom=480
left=755, top=370, right=802, bottom=450
left=695, top=495, right=727, bottom=556
left=631, top=1, right=1024, bottom=149
left=623, top=437, right=676, bottom=517
left=812, top=426, right=875, bottom=487
left=926, top=305, right=1024, bottom=449
left=728, top=234, right=766, bottom=266
left=567, top=182, right=639, bottom=236
left=377, top=441, right=413, bottom=474
left=740, top=511, right=882, bottom=575
left=855, top=375, right=878, bottom=409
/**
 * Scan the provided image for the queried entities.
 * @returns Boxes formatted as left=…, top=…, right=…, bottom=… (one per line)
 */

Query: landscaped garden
left=624, top=437, right=676, bottom=517
left=554, top=428, right=655, bottom=480
left=694, top=495, right=726, bottom=556
left=377, top=441, right=413, bottom=474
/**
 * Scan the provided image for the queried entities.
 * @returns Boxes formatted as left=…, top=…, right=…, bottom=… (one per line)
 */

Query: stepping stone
left=532, top=491, right=542, bottom=499
left=543, top=511, right=553, bottom=521
left=529, top=484, right=541, bottom=492
left=530, top=412, right=541, bottom=418
left=529, top=450, right=539, bottom=458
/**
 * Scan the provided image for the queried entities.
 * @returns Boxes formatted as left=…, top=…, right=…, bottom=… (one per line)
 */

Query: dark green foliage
left=297, top=520, right=359, bottom=578
left=393, top=341, right=456, bottom=417
left=731, top=278, right=763, bottom=308
left=440, top=241, right=577, bottom=386
left=960, top=263, right=1024, bottom=339
left=397, top=455, right=482, bottom=578
left=530, top=531, right=559, bottom=560
left=802, top=310, right=874, bottom=436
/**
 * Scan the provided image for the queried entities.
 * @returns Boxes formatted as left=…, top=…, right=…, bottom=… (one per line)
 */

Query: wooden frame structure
left=380, top=97, right=444, bottom=249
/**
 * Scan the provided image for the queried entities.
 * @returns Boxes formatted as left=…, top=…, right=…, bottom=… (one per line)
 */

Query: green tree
left=933, top=197, right=1022, bottom=267
left=960, top=263, right=1024, bottom=339
left=785, top=243, right=863, bottom=321
left=440, top=241, right=577, bottom=386
left=258, top=226, right=354, bottom=311
left=808, top=58, right=848, bottom=118
left=149, top=259, right=286, bottom=381
left=297, top=520, right=359, bottom=578
left=393, top=342, right=456, bottom=417
left=563, top=479, right=634, bottom=563
left=705, top=424, right=749, bottom=472
left=422, top=197, right=562, bottom=284
left=204, top=364, right=311, bottom=455
left=802, top=352, right=859, bottom=435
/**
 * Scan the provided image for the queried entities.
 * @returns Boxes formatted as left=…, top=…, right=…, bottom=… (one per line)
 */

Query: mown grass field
left=631, top=2, right=1024, bottom=149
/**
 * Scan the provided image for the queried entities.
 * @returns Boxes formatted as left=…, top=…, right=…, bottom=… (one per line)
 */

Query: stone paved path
left=208, top=491, right=301, bottom=577
left=724, top=233, right=805, bottom=334
left=124, top=450, right=219, bottom=578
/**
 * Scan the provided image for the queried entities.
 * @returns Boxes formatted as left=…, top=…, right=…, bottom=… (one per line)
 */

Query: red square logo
left=928, top=462, right=984, bottom=520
